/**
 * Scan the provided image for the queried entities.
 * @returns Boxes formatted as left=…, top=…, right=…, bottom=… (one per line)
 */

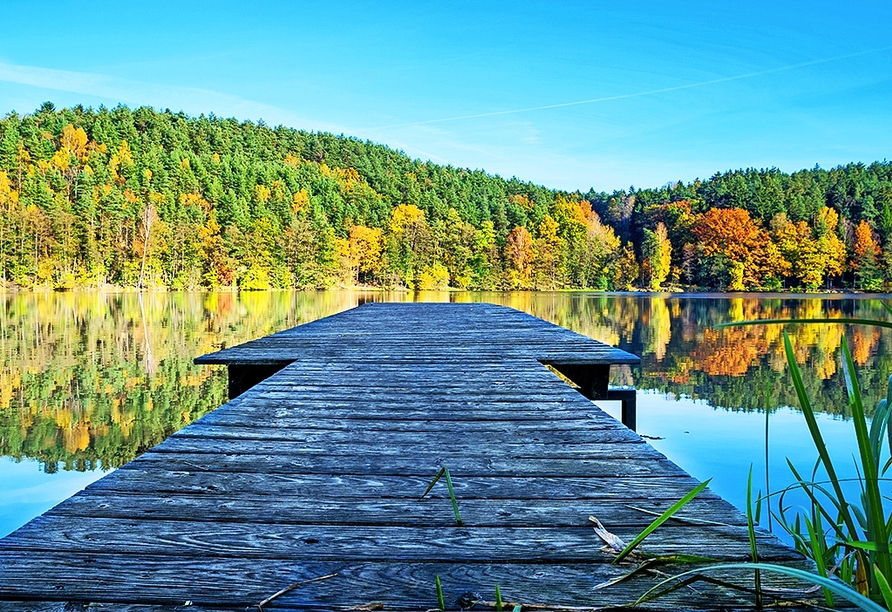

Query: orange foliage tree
left=851, top=219, right=883, bottom=290
left=505, top=226, right=534, bottom=289
left=693, top=207, right=785, bottom=289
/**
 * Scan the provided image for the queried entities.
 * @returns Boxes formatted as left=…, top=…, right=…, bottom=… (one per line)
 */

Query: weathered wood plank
left=193, top=404, right=616, bottom=422
left=151, top=437, right=660, bottom=459
left=0, top=554, right=819, bottom=610
left=44, top=493, right=753, bottom=527
left=123, top=451, right=684, bottom=478
left=2, top=516, right=797, bottom=561
left=80, top=470, right=717, bottom=501
left=195, top=411, right=626, bottom=431
left=162, top=423, right=638, bottom=446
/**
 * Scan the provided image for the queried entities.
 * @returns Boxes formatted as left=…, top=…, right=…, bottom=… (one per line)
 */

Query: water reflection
left=474, top=293, right=891, bottom=416
left=1, top=291, right=385, bottom=471
left=1, top=291, right=890, bottom=474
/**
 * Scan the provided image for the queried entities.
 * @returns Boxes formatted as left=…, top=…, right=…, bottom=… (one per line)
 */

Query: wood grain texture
left=0, top=554, right=821, bottom=611
left=0, top=303, right=812, bottom=610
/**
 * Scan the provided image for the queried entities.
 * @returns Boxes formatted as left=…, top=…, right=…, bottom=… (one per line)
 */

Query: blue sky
left=1, top=1, right=890, bottom=191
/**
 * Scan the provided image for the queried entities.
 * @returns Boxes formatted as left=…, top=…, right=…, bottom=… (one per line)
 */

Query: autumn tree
left=0, top=171, right=18, bottom=285
left=198, top=211, right=235, bottom=287
left=551, top=196, right=588, bottom=284
left=692, top=207, right=783, bottom=289
left=851, top=219, right=883, bottom=290
left=505, top=226, right=534, bottom=289
left=388, top=204, right=431, bottom=289
left=814, top=207, right=847, bottom=286
left=346, top=225, right=384, bottom=285
left=533, top=215, right=562, bottom=289
left=435, top=208, right=476, bottom=289
left=612, top=242, right=640, bottom=290
left=772, top=208, right=846, bottom=290
left=470, top=220, right=501, bottom=289
left=578, top=209, right=620, bottom=289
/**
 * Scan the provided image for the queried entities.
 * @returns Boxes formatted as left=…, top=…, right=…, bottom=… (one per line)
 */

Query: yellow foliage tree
left=388, top=204, right=430, bottom=288
left=389, top=204, right=425, bottom=235
left=417, top=263, right=450, bottom=290
left=347, top=225, right=384, bottom=284
left=292, top=189, right=310, bottom=215
left=254, top=184, right=271, bottom=204
left=60, top=124, right=89, bottom=162
left=533, top=215, right=562, bottom=289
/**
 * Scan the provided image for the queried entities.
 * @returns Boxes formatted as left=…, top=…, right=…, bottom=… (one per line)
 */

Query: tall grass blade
left=613, top=479, right=711, bottom=563
left=783, top=331, right=858, bottom=538
left=636, top=562, right=887, bottom=612
left=435, top=574, right=445, bottom=611
left=763, top=381, right=773, bottom=531
left=805, top=513, right=834, bottom=607
left=869, top=394, right=890, bottom=464
left=785, top=457, right=847, bottom=542
left=882, top=376, right=892, bottom=463
left=841, top=337, right=891, bottom=598
left=421, top=466, right=463, bottom=525
left=868, top=376, right=892, bottom=460
left=421, top=467, right=445, bottom=499
left=442, top=467, right=463, bottom=526
left=495, top=584, right=503, bottom=612
left=745, top=466, right=762, bottom=608
left=874, top=565, right=892, bottom=611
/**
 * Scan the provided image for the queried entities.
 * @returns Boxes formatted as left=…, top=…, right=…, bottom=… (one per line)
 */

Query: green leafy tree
left=641, top=223, right=672, bottom=290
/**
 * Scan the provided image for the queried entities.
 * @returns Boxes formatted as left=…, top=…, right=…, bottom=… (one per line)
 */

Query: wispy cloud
left=0, top=61, right=340, bottom=132
left=366, top=45, right=892, bottom=130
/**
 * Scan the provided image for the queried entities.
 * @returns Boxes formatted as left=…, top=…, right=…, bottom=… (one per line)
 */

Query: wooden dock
left=0, top=303, right=808, bottom=611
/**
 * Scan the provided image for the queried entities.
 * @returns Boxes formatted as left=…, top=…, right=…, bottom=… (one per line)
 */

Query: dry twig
left=256, top=572, right=338, bottom=610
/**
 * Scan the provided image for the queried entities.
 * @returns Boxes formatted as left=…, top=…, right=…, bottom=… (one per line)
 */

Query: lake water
left=1, top=290, right=890, bottom=542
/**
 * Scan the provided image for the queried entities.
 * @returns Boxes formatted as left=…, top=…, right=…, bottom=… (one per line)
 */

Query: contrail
left=365, top=45, right=892, bottom=130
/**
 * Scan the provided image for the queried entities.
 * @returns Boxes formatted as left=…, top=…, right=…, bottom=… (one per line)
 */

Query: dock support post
left=227, top=363, right=291, bottom=399
left=549, top=363, right=637, bottom=431
left=549, top=364, right=609, bottom=401
left=607, top=387, right=637, bottom=431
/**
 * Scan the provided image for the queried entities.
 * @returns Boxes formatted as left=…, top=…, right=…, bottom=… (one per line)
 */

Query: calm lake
left=1, top=290, right=891, bottom=541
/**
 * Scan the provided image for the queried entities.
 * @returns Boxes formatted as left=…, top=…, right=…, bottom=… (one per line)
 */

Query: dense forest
left=0, top=102, right=890, bottom=292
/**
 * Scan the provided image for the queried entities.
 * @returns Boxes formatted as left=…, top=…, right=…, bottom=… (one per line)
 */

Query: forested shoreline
left=1, top=103, right=890, bottom=292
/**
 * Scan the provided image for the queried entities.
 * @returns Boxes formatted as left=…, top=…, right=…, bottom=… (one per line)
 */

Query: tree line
left=1, top=102, right=890, bottom=292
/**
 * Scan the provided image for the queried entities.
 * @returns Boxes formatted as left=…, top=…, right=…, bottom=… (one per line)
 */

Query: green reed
left=422, top=466, right=463, bottom=526
left=435, top=574, right=445, bottom=610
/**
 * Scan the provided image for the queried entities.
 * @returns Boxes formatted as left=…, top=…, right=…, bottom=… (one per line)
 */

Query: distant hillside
left=0, top=103, right=889, bottom=291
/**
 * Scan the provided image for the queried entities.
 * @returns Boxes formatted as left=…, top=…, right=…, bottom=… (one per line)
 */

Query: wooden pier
left=0, top=303, right=808, bottom=611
